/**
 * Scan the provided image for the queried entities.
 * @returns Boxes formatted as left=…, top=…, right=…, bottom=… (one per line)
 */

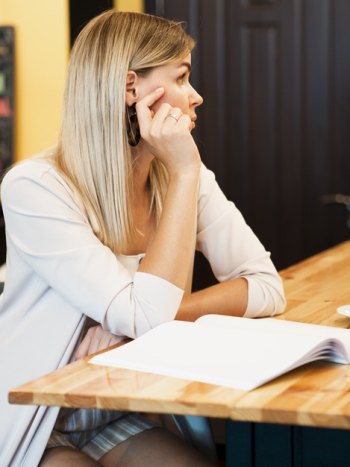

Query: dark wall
left=146, top=0, right=350, bottom=291
left=69, top=0, right=114, bottom=47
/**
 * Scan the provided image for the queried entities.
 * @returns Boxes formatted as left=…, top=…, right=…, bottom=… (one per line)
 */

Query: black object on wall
left=0, top=26, right=15, bottom=265
left=0, top=27, right=14, bottom=175
left=145, top=0, right=350, bottom=291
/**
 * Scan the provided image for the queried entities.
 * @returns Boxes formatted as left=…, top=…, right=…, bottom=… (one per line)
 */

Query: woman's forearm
left=175, top=278, right=248, bottom=322
left=138, top=172, right=199, bottom=290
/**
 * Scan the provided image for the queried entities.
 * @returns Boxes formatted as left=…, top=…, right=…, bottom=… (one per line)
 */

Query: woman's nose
left=191, top=87, right=203, bottom=107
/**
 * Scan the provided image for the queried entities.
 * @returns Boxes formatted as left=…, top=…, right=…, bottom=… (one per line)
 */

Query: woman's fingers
left=157, top=106, right=174, bottom=125
left=86, top=327, right=101, bottom=355
left=164, top=111, right=191, bottom=128
left=163, top=108, right=183, bottom=125
left=75, top=325, right=124, bottom=360
left=149, top=105, right=183, bottom=133
left=134, top=89, right=200, bottom=175
left=135, top=87, right=164, bottom=128
left=135, top=88, right=186, bottom=135
left=75, top=332, right=92, bottom=360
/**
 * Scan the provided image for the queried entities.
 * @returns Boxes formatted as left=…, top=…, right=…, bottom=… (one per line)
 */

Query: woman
left=0, top=10, right=285, bottom=467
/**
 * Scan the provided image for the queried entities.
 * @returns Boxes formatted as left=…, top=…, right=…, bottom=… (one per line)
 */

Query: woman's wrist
left=167, top=161, right=201, bottom=184
left=176, top=279, right=248, bottom=322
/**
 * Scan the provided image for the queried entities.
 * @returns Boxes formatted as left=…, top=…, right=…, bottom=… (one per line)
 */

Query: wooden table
left=9, top=240, right=350, bottom=466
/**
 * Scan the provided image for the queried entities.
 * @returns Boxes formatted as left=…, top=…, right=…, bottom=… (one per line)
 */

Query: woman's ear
left=125, top=71, right=138, bottom=106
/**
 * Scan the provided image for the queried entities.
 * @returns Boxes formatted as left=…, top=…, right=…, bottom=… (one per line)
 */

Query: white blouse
left=0, top=160, right=285, bottom=467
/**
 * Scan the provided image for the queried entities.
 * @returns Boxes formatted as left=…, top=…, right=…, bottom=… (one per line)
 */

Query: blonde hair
left=51, top=10, right=195, bottom=254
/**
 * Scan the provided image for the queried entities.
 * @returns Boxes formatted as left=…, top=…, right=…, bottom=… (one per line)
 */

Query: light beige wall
left=0, top=0, right=69, bottom=161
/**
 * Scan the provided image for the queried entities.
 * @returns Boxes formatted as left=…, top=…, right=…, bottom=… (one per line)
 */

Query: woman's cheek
left=150, top=94, right=168, bottom=114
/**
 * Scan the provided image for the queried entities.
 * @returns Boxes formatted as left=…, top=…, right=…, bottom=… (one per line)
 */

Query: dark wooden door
left=146, top=0, right=350, bottom=287
left=146, top=2, right=350, bottom=461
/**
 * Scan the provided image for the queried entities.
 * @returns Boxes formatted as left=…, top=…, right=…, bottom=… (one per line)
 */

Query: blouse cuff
left=133, top=271, right=185, bottom=327
left=244, top=278, right=268, bottom=318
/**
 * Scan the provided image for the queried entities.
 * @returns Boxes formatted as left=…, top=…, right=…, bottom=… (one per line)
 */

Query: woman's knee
left=100, top=427, right=217, bottom=467
left=39, top=446, right=103, bottom=467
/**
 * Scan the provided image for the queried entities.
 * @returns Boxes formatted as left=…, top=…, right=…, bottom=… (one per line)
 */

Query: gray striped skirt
left=46, top=407, right=158, bottom=460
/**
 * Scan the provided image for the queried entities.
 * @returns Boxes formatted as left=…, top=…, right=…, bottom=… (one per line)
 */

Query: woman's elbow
left=274, top=293, right=287, bottom=316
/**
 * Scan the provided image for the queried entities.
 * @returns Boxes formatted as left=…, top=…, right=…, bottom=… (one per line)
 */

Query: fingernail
left=155, top=87, right=164, bottom=93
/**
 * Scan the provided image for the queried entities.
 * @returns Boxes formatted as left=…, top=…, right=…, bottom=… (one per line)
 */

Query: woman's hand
left=136, top=88, right=201, bottom=178
left=132, top=88, right=201, bottom=289
left=75, top=325, right=125, bottom=360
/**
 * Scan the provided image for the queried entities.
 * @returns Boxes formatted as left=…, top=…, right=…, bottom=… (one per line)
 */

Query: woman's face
left=137, top=54, right=203, bottom=126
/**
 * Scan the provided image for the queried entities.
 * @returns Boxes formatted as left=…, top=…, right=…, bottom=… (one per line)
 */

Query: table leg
left=226, top=421, right=350, bottom=467
left=226, top=421, right=292, bottom=467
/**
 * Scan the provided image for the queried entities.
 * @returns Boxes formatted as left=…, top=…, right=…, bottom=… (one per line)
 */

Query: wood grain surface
left=9, top=240, right=350, bottom=429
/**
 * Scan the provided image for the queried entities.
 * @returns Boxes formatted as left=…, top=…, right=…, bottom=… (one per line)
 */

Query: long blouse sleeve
left=196, top=164, right=286, bottom=317
left=0, top=161, right=184, bottom=339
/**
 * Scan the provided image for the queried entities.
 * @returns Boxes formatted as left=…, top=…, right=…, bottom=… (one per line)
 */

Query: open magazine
left=89, top=314, right=350, bottom=390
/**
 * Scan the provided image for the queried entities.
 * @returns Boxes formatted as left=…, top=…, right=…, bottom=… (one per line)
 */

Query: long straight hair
left=51, top=10, right=195, bottom=254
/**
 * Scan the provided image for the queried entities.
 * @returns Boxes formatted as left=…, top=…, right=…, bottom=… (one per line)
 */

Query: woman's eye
left=178, top=73, right=186, bottom=84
